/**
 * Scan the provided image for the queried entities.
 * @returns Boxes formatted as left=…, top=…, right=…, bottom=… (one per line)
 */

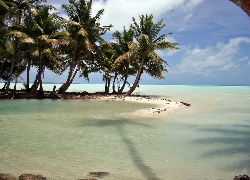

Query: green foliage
left=0, top=0, right=9, bottom=16
left=0, top=0, right=179, bottom=94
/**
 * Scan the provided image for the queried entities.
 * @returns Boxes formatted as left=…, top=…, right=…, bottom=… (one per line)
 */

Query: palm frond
left=7, top=30, right=35, bottom=44
left=68, top=20, right=82, bottom=27
left=114, top=51, right=133, bottom=67
left=78, top=27, right=89, bottom=37
left=156, top=41, right=179, bottom=50
left=84, top=38, right=92, bottom=51
left=0, top=0, right=9, bottom=16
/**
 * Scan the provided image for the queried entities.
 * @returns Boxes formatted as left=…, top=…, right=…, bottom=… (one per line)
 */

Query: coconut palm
left=33, top=5, right=66, bottom=94
left=98, top=27, right=135, bottom=94
left=98, top=41, right=116, bottom=93
left=111, top=27, right=136, bottom=93
left=15, top=5, right=68, bottom=94
left=0, top=0, right=9, bottom=81
left=57, top=0, right=111, bottom=94
left=2, top=0, right=46, bottom=93
left=117, top=14, right=178, bottom=96
left=3, top=0, right=25, bottom=93
left=0, top=0, right=8, bottom=45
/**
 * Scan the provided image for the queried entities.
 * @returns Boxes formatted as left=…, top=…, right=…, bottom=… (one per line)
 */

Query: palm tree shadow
left=192, top=124, right=250, bottom=174
left=83, top=118, right=160, bottom=180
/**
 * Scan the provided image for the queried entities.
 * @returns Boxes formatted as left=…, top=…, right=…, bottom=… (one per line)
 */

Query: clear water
left=0, top=83, right=250, bottom=180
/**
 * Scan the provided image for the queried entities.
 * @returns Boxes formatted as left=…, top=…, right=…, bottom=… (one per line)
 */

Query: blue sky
left=25, top=0, right=250, bottom=85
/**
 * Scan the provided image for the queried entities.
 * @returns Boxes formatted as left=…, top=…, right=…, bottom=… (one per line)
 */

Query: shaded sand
left=100, top=95, right=191, bottom=117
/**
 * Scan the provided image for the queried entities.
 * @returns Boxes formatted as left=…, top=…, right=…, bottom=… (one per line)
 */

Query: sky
left=24, top=0, right=250, bottom=85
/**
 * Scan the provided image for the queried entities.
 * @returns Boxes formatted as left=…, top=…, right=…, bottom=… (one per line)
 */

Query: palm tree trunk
left=5, top=10, right=22, bottom=94
left=106, top=78, right=111, bottom=94
left=112, top=72, right=118, bottom=93
left=105, top=77, right=109, bottom=93
left=59, top=66, right=79, bottom=94
left=118, top=64, right=129, bottom=94
left=126, top=58, right=144, bottom=96
left=38, top=47, right=44, bottom=95
left=104, top=74, right=111, bottom=94
left=58, top=42, right=79, bottom=94
left=26, top=52, right=31, bottom=94
left=5, top=38, right=18, bottom=93
left=69, top=67, right=79, bottom=85
left=57, top=62, right=76, bottom=94
left=14, top=75, right=18, bottom=91
left=31, top=73, right=39, bottom=91
left=0, top=62, right=3, bottom=79
left=58, top=62, right=78, bottom=94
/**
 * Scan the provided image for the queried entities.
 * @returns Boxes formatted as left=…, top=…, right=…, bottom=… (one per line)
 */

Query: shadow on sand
left=83, top=118, right=160, bottom=180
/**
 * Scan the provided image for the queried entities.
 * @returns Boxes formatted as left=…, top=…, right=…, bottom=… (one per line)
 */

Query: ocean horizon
left=0, top=83, right=249, bottom=179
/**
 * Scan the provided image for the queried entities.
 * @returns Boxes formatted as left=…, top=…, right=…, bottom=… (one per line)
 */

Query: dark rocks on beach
left=19, top=174, right=46, bottom=180
left=0, top=173, right=16, bottom=180
left=234, top=174, right=250, bottom=180
left=180, top=102, right=191, bottom=107
left=88, top=172, right=109, bottom=177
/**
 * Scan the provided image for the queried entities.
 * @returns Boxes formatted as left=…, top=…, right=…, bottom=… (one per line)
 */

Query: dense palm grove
left=0, top=0, right=178, bottom=96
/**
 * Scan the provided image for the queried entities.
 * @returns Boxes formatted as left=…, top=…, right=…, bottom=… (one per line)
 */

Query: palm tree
left=118, top=14, right=178, bottom=96
left=57, top=0, right=111, bottom=94
left=0, top=0, right=8, bottom=45
left=3, top=0, right=25, bottom=93
left=112, top=27, right=136, bottom=93
left=2, top=0, right=45, bottom=93
left=13, top=4, right=68, bottom=94
left=98, top=41, right=116, bottom=93
left=0, top=0, right=9, bottom=82
left=35, top=5, right=64, bottom=95
left=98, top=27, right=136, bottom=94
left=1, top=31, right=34, bottom=82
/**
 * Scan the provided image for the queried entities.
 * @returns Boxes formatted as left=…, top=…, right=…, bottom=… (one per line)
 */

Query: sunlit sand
left=100, top=95, right=191, bottom=117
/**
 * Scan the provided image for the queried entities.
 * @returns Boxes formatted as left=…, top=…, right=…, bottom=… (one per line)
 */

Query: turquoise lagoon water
left=0, top=83, right=250, bottom=180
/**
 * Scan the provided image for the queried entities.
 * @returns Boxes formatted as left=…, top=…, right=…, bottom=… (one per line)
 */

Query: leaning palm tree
left=117, top=14, right=178, bottom=96
left=57, top=0, right=111, bottom=94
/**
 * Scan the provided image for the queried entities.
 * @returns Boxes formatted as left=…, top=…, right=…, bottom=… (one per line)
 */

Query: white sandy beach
left=101, top=95, right=191, bottom=117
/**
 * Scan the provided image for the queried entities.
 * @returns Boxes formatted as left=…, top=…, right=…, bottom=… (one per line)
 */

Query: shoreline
left=0, top=90, right=191, bottom=116
left=101, top=95, right=191, bottom=117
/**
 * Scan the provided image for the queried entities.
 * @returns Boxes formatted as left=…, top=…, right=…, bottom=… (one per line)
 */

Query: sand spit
left=0, top=91, right=191, bottom=116
left=100, top=95, right=191, bottom=117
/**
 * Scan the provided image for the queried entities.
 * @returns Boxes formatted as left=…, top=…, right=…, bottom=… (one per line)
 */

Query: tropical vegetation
left=0, top=0, right=178, bottom=96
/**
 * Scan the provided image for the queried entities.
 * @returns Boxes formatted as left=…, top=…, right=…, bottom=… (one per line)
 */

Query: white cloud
left=239, top=56, right=249, bottom=62
left=52, top=3, right=62, bottom=11
left=92, top=0, right=204, bottom=32
left=176, top=37, right=250, bottom=76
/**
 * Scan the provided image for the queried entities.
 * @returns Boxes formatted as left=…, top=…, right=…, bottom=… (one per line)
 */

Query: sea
left=0, top=83, right=249, bottom=180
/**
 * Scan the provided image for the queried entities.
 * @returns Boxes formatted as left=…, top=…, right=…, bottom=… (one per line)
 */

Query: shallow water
left=0, top=84, right=250, bottom=179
